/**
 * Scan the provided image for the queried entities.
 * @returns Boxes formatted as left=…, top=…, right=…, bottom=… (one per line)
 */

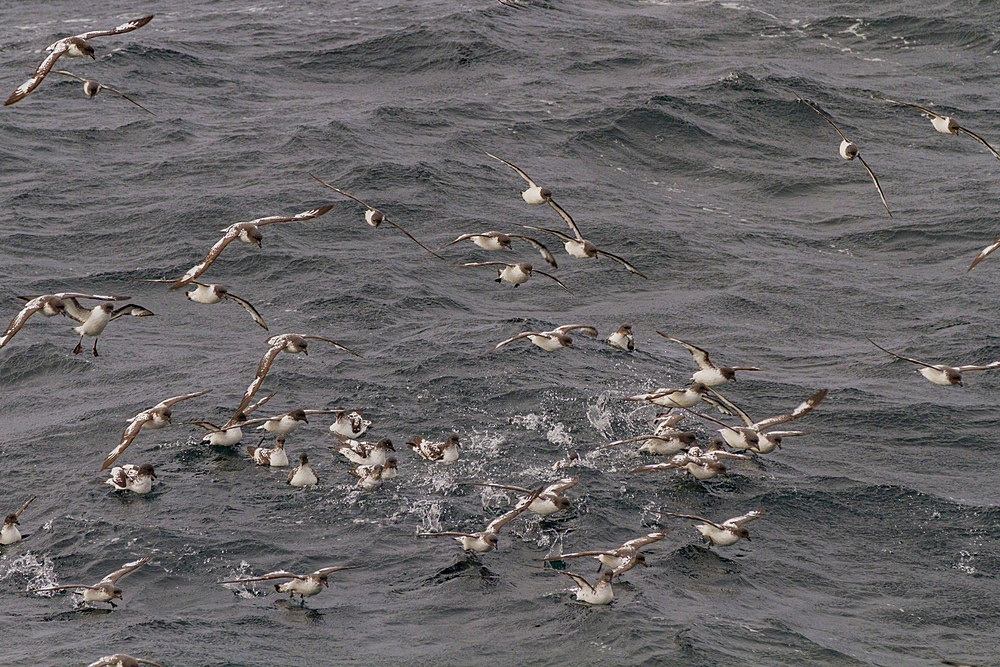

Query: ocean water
left=1, top=1, right=999, bottom=665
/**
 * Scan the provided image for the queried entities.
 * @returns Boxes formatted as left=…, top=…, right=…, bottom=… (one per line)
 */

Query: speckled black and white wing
left=247, top=204, right=335, bottom=228
left=1, top=298, right=49, bottom=348
left=228, top=339, right=286, bottom=424
left=72, top=14, right=155, bottom=42
left=219, top=570, right=302, bottom=584
left=543, top=476, right=578, bottom=494
left=102, top=413, right=153, bottom=470
left=552, top=325, right=598, bottom=337
left=4, top=44, right=69, bottom=106
left=154, top=389, right=212, bottom=411
left=171, top=226, right=243, bottom=288
left=485, top=487, right=542, bottom=533
left=556, top=570, right=595, bottom=593
left=726, top=509, right=764, bottom=528
left=969, top=234, right=1000, bottom=271
left=312, top=565, right=361, bottom=577
left=619, top=530, right=670, bottom=552
left=491, top=332, right=537, bottom=352
left=101, top=555, right=152, bottom=585
left=753, top=389, right=827, bottom=430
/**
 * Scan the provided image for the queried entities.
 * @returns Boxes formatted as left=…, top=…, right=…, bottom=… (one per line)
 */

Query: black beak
left=302, top=416, right=309, bottom=423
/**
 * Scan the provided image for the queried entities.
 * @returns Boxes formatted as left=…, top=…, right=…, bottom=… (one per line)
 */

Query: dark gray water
left=1, top=1, right=998, bottom=665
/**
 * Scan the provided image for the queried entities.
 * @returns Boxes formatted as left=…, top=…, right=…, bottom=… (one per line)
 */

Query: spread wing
left=656, top=511, right=724, bottom=531
left=110, top=304, right=154, bottom=320
left=461, top=481, right=532, bottom=494
left=220, top=570, right=302, bottom=584
left=556, top=570, right=595, bottom=592
left=51, top=292, right=131, bottom=301
left=301, top=409, right=338, bottom=416
left=14, top=496, right=36, bottom=518
left=659, top=334, right=713, bottom=371
left=597, top=434, right=661, bottom=450
left=300, top=334, right=363, bottom=358
left=75, top=14, right=155, bottom=41
left=219, top=291, right=268, bottom=329
left=491, top=332, right=536, bottom=351
left=52, top=71, right=155, bottom=115
left=701, top=450, right=748, bottom=462
left=856, top=155, right=893, bottom=218
left=968, top=234, right=1000, bottom=271
left=244, top=391, right=277, bottom=416
left=546, top=199, right=583, bottom=241
left=459, top=261, right=511, bottom=268
left=514, top=222, right=574, bottom=243
left=595, top=248, right=648, bottom=278
left=798, top=97, right=850, bottom=143
left=102, top=413, right=153, bottom=470
left=702, top=388, right=754, bottom=426
left=753, top=389, right=827, bottom=430
left=873, top=95, right=945, bottom=120
left=552, top=325, right=597, bottom=337
left=101, top=555, right=152, bottom=584
left=955, top=361, right=1000, bottom=372
left=380, top=216, right=445, bottom=260
left=630, top=461, right=688, bottom=472
left=544, top=476, right=578, bottom=494
left=956, top=126, right=1000, bottom=161
left=26, top=583, right=99, bottom=594
left=416, top=531, right=479, bottom=539
left=440, top=232, right=486, bottom=248
left=485, top=487, right=543, bottom=532
left=184, top=420, right=224, bottom=433
left=312, top=565, right=362, bottom=577
left=509, top=235, right=557, bottom=268
left=171, top=226, right=242, bottom=288
left=622, top=387, right=686, bottom=402
left=865, top=336, right=936, bottom=369
left=308, top=173, right=374, bottom=208
left=4, top=44, right=68, bottom=106
left=248, top=204, right=336, bottom=227
left=727, top=508, right=764, bottom=528
left=1, top=299, right=47, bottom=349
left=620, top=530, right=670, bottom=551
left=227, top=340, right=284, bottom=425
left=155, top=389, right=212, bottom=410
left=482, top=151, right=540, bottom=188
left=533, top=269, right=572, bottom=293
left=542, top=550, right=612, bottom=561
left=681, top=406, right=745, bottom=435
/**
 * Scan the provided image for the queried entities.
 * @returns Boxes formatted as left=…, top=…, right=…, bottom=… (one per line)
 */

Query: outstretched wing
left=171, top=227, right=242, bottom=288
left=14, top=496, right=36, bottom=518
left=728, top=508, right=764, bottom=528
left=856, top=155, right=892, bottom=218
left=227, top=340, right=284, bottom=425
left=4, top=44, right=68, bottom=106
left=26, top=583, right=98, bottom=594
left=308, top=173, right=375, bottom=208
left=485, top=487, right=543, bottom=533
left=52, top=71, right=155, bottom=115
left=300, top=334, right=363, bottom=358
left=312, top=565, right=362, bottom=577
left=509, top=235, right=558, bottom=268
left=968, top=234, right=1000, bottom=271
left=865, top=336, right=936, bottom=370
left=629, top=462, right=685, bottom=473
left=702, top=387, right=754, bottom=426
left=595, top=248, right=648, bottom=279
left=659, top=334, right=713, bottom=371
left=873, top=95, right=944, bottom=119
left=101, top=555, right=152, bottom=584
left=416, top=531, right=479, bottom=539
left=1, top=299, right=47, bottom=349
left=753, top=389, right=827, bottom=430
left=381, top=215, right=445, bottom=260
left=102, top=414, right=152, bottom=470
left=555, top=570, right=595, bottom=593
left=220, top=570, right=302, bottom=584
left=955, top=361, right=1000, bottom=372
left=482, top=151, right=540, bottom=188
left=513, top=222, right=574, bottom=243
left=220, top=292, right=268, bottom=330
left=957, top=126, right=1000, bottom=161
left=491, top=332, right=536, bottom=352
left=440, top=233, right=486, bottom=248
left=544, top=476, right=578, bottom=494
left=533, top=269, right=572, bottom=293
left=798, top=97, right=850, bottom=142
left=552, top=325, right=597, bottom=337
left=110, top=304, right=154, bottom=320
left=656, top=511, right=724, bottom=531
left=461, top=481, right=532, bottom=494
left=458, top=261, right=511, bottom=268
left=546, top=199, right=583, bottom=241
left=620, top=530, right=670, bottom=551
left=75, top=14, right=155, bottom=41
left=542, top=550, right=611, bottom=561
left=155, top=389, right=212, bottom=410
left=249, top=204, right=336, bottom=227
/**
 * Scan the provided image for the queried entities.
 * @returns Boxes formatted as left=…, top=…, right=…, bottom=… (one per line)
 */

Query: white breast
left=719, top=428, right=751, bottom=450
left=574, top=580, right=613, bottom=605
left=521, top=187, right=547, bottom=205
left=931, top=116, right=956, bottom=134
left=473, top=236, right=505, bottom=250
left=607, top=332, right=632, bottom=350
left=0, top=524, right=22, bottom=544
left=564, top=240, right=589, bottom=258
left=529, top=334, right=564, bottom=351
left=638, top=437, right=685, bottom=455
left=440, top=446, right=459, bottom=463
left=685, top=462, right=718, bottom=480
left=289, top=465, right=318, bottom=486
left=206, top=426, right=242, bottom=446
left=698, top=524, right=739, bottom=545
left=75, top=308, right=111, bottom=336
left=692, top=368, right=726, bottom=386
left=919, top=366, right=954, bottom=385
left=839, top=139, right=858, bottom=160
left=457, top=535, right=493, bottom=552
left=188, top=284, right=221, bottom=304
left=500, top=265, right=530, bottom=284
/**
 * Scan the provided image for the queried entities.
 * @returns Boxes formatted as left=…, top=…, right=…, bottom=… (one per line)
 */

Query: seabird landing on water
left=630, top=446, right=746, bottom=481
left=221, top=565, right=360, bottom=605
left=88, top=654, right=164, bottom=667
left=461, top=477, right=578, bottom=516
left=101, top=390, right=212, bottom=470
left=866, top=336, right=1000, bottom=386
left=459, top=261, right=571, bottom=292
left=555, top=570, right=614, bottom=605
left=599, top=413, right=697, bottom=455
left=798, top=97, right=892, bottom=218
left=105, top=463, right=157, bottom=494
left=1, top=293, right=126, bottom=351
left=1, top=496, right=36, bottom=545
left=607, top=324, right=634, bottom=351
left=170, top=204, right=335, bottom=289
left=26, top=555, right=151, bottom=608
left=407, top=434, right=460, bottom=464
left=184, top=392, right=276, bottom=446
left=227, top=333, right=362, bottom=427
left=439, top=231, right=557, bottom=268
left=4, top=14, right=154, bottom=106
left=143, top=279, right=267, bottom=329
left=658, top=333, right=761, bottom=386
left=622, top=383, right=710, bottom=409
left=491, top=324, right=598, bottom=352
left=329, top=410, right=371, bottom=439
left=688, top=388, right=826, bottom=453
left=308, top=173, right=444, bottom=259
left=658, top=509, right=763, bottom=547
left=417, top=487, right=542, bottom=553
left=50, top=70, right=153, bottom=114
left=247, top=434, right=289, bottom=467
left=244, top=408, right=337, bottom=437
left=332, top=434, right=395, bottom=466
left=544, top=530, right=669, bottom=576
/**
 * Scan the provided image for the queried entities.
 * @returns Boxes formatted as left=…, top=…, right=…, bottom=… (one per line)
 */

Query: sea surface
left=1, top=1, right=998, bottom=665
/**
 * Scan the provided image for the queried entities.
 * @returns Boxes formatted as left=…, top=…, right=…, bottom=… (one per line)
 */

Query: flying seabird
left=798, top=97, right=892, bottom=218
left=328, top=410, right=371, bottom=439
left=143, top=279, right=267, bottom=329
left=659, top=333, right=761, bottom=386
left=1, top=293, right=126, bottom=350
left=543, top=530, right=669, bottom=575
left=51, top=295, right=154, bottom=357
left=288, top=453, right=318, bottom=487
left=875, top=95, right=1000, bottom=161
left=607, top=324, right=634, bottom=351
left=104, top=464, right=157, bottom=494
left=622, top=383, right=709, bottom=409
left=866, top=336, right=1000, bottom=386
left=102, top=389, right=212, bottom=470
left=599, top=413, right=697, bottom=455
left=514, top=223, right=647, bottom=279
left=459, top=261, right=571, bottom=292
left=247, top=434, right=288, bottom=467
left=689, top=388, right=826, bottom=453
left=491, top=324, right=598, bottom=352
left=417, top=487, right=542, bottom=553
left=26, top=555, right=151, bottom=607
left=170, top=204, right=335, bottom=289
left=1, top=496, right=36, bottom=545
left=49, top=70, right=153, bottom=114
left=482, top=152, right=584, bottom=238
left=350, top=458, right=398, bottom=489
left=88, top=655, right=164, bottom=667
left=554, top=570, right=614, bottom=605
left=658, top=509, right=763, bottom=546
left=332, top=434, right=395, bottom=466
left=462, top=476, right=578, bottom=516
left=439, top=231, right=557, bottom=268
left=184, top=392, right=276, bottom=446
left=630, top=445, right=746, bottom=481
left=227, top=333, right=362, bottom=426
left=407, top=434, right=460, bottom=464
left=244, top=408, right=336, bottom=437
left=5, top=14, right=154, bottom=106
left=308, top=173, right=443, bottom=259
left=221, top=564, right=360, bottom=605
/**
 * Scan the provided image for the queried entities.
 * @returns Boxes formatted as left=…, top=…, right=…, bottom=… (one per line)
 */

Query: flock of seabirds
left=1, top=8, right=997, bottom=667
